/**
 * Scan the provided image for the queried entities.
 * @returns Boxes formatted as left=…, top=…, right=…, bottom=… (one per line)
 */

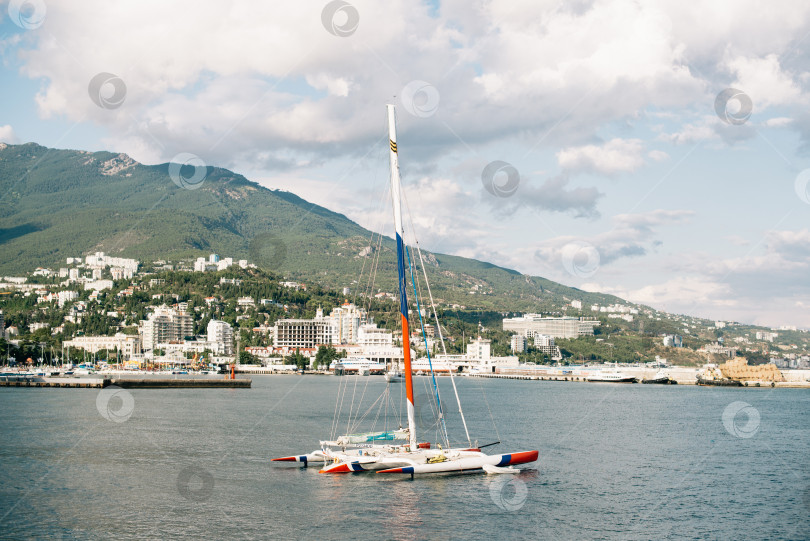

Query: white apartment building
left=84, top=280, right=114, bottom=291
left=510, top=334, right=526, bottom=353
left=533, top=334, right=561, bottom=358
left=357, top=324, right=393, bottom=347
left=207, top=320, right=234, bottom=355
left=274, top=319, right=334, bottom=348
left=63, top=333, right=141, bottom=357
left=503, top=315, right=600, bottom=339
left=426, top=336, right=519, bottom=373
left=84, top=252, right=139, bottom=273
left=328, top=303, right=367, bottom=344
left=139, top=306, right=194, bottom=352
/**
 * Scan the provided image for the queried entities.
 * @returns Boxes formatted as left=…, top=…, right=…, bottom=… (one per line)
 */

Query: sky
left=1, top=0, right=810, bottom=328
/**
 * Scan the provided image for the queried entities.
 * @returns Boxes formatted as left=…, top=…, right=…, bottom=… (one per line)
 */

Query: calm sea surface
left=0, top=376, right=807, bottom=540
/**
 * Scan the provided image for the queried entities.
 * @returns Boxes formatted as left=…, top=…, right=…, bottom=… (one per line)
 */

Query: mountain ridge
left=0, top=142, right=626, bottom=312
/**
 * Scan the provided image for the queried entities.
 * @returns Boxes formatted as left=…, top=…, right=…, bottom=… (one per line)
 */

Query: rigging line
left=339, top=370, right=350, bottom=436
left=367, top=230, right=385, bottom=309
left=345, top=371, right=361, bottom=437
left=369, top=388, right=386, bottom=434
left=352, top=131, right=387, bottom=309
left=331, top=369, right=349, bottom=441
left=349, top=369, right=373, bottom=433
left=405, top=244, right=450, bottom=449
left=400, top=185, right=472, bottom=448
left=353, top=227, right=376, bottom=307
left=476, top=375, right=501, bottom=443
left=384, top=384, right=389, bottom=434
left=351, top=385, right=386, bottom=433
left=361, top=214, right=385, bottom=314
left=359, top=185, right=389, bottom=313
left=414, top=240, right=471, bottom=447
left=330, top=370, right=341, bottom=441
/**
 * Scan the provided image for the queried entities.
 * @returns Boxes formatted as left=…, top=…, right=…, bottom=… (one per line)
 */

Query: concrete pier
left=0, top=377, right=107, bottom=388
left=0, top=376, right=251, bottom=389
left=108, top=377, right=251, bottom=388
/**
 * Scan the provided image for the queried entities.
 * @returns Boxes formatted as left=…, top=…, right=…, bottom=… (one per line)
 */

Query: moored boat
left=696, top=376, right=742, bottom=387
left=586, top=370, right=637, bottom=383
left=641, top=370, right=677, bottom=384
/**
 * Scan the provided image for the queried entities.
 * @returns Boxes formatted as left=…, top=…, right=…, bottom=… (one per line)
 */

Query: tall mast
left=387, top=104, right=417, bottom=450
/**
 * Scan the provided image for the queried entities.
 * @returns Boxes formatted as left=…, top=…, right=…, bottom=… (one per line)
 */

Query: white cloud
left=726, top=54, right=804, bottom=109
left=533, top=208, right=695, bottom=273
left=557, top=138, right=646, bottom=175
left=0, top=125, right=18, bottom=143
left=763, top=117, right=793, bottom=127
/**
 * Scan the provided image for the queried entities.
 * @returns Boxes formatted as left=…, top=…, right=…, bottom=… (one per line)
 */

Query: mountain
left=0, top=142, right=626, bottom=312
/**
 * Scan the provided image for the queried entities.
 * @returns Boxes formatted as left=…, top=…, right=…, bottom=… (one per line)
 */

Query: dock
left=108, top=377, right=251, bottom=388
left=0, top=376, right=251, bottom=389
left=0, top=377, right=108, bottom=388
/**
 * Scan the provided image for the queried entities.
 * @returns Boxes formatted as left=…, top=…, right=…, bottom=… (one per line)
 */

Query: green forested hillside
left=0, top=142, right=624, bottom=312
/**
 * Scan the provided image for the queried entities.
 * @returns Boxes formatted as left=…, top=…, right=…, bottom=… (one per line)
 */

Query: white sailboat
left=273, top=105, right=538, bottom=475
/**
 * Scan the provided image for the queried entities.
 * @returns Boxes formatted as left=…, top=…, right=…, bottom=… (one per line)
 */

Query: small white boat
left=384, top=370, right=403, bottom=383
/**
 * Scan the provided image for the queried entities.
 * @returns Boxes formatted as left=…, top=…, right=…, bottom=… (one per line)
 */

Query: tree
left=239, top=350, right=261, bottom=365
left=287, top=348, right=308, bottom=371
left=313, top=345, right=340, bottom=369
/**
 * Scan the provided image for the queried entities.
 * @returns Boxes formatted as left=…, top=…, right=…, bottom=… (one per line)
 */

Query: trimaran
left=272, top=105, right=538, bottom=475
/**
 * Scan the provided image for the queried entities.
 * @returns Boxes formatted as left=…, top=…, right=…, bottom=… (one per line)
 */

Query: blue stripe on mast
left=395, top=233, right=409, bottom=317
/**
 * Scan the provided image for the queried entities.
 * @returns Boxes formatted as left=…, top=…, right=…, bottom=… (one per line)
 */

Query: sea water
left=0, top=376, right=807, bottom=540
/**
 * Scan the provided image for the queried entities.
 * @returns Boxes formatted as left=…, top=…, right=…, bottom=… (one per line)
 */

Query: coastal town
left=1, top=252, right=808, bottom=387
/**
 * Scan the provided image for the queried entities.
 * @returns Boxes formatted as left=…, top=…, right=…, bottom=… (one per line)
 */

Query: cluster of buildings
left=756, top=331, right=779, bottom=342
left=62, top=305, right=235, bottom=362
left=267, top=303, right=403, bottom=364
left=503, top=315, right=600, bottom=339
left=509, top=333, right=562, bottom=359
left=502, top=315, right=599, bottom=361
left=423, top=336, right=518, bottom=373
left=193, top=254, right=250, bottom=272
left=699, top=342, right=738, bottom=358
left=770, top=355, right=810, bottom=369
